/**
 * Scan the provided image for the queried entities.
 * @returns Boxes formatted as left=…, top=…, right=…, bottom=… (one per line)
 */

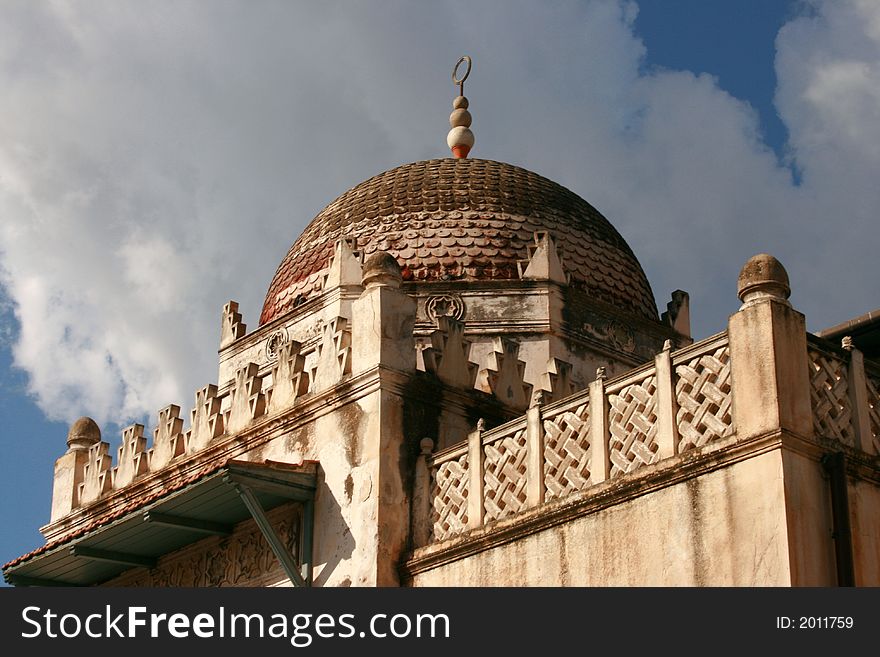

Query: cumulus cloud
left=0, top=0, right=877, bottom=429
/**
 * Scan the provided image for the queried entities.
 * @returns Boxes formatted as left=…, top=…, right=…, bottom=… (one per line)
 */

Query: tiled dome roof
left=260, top=158, right=658, bottom=325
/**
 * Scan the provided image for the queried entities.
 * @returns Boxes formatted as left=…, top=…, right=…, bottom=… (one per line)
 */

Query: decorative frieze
left=539, top=357, right=576, bottom=403
left=106, top=504, right=300, bottom=587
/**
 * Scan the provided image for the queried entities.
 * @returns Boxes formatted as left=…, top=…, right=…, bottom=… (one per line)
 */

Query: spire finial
left=447, top=56, right=474, bottom=158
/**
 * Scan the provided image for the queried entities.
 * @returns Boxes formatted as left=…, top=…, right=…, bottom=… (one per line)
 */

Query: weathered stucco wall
left=409, top=450, right=793, bottom=586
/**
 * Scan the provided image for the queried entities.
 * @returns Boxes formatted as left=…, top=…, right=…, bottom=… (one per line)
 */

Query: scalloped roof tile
left=260, top=158, right=657, bottom=324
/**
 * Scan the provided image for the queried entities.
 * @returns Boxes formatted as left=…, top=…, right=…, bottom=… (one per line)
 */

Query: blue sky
left=2, top=0, right=878, bottom=576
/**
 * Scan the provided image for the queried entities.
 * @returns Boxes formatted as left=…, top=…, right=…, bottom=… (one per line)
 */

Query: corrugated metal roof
left=3, top=460, right=316, bottom=587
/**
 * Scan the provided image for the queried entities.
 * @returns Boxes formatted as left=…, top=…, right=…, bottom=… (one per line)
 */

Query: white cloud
left=0, top=0, right=878, bottom=430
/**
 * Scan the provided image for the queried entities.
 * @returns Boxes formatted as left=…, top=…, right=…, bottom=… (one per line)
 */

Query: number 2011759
left=776, top=617, right=854, bottom=629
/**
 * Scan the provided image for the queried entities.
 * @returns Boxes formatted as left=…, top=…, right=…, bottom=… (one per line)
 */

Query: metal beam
left=143, top=510, right=233, bottom=536
left=6, top=574, right=80, bottom=587
left=70, top=545, right=157, bottom=569
left=224, top=472, right=315, bottom=501
left=231, top=482, right=307, bottom=587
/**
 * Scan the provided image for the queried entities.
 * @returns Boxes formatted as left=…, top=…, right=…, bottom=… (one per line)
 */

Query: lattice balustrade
left=543, top=403, right=591, bottom=501
left=483, top=428, right=528, bottom=522
left=608, top=375, right=659, bottom=477
left=430, top=453, right=469, bottom=541
left=808, top=349, right=855, bottom=446
left=675, top=346, right=734, bottom=451
left=867, top=374, right=880, bottom=454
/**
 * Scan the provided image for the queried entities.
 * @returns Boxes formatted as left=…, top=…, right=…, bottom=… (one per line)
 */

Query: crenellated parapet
left=220, top=301, right=247, bottom=349
left=185, top=384, right=225, bottom=454
left=78, top=441, right=113, bottom=506
left=46, top=250, right=410, bottom=526
left=112, top=424, right=148, bottom=489
left=148, top=404, right=185, bottom=471
left=49, top=315, right=358, bottom=526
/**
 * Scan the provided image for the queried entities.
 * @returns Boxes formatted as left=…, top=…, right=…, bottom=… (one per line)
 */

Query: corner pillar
left=728, top=254, right=812, bottom=440
left=349, top=251, right=416, bottom=586
left=50, top=418, right=102, bottom=523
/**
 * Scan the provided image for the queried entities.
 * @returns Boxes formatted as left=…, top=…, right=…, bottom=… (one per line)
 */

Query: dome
left=260, top=158, right=658, bottom=325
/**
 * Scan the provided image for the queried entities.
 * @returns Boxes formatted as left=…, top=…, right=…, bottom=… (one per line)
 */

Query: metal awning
left=3, top=460, right=316, bottom=587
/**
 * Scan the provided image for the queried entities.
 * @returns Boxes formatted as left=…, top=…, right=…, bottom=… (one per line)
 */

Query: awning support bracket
left=230, top=480, right=311, bottom=587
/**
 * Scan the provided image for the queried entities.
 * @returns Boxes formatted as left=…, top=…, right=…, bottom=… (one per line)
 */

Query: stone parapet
left=420, top=330, right=736, bottom=546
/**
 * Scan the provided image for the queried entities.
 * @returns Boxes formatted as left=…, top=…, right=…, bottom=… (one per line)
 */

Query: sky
left=2, top=0, right=879, bottom=574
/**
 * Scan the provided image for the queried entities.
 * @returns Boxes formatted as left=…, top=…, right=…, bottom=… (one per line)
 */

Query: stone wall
left=405, top=255, right=880, bottom=586
left=407, top=450, right=793, bottom=586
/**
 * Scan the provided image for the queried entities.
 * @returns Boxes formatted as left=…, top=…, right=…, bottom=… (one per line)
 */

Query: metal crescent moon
left=452, top=55, right=472, bottom=85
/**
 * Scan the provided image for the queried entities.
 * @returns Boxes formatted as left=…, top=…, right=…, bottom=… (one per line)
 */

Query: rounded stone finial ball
left=737, top=253, right=791, bottom=303
left=362, top=251, right=403, bottom=289
left=449, top=108, right=472, bottom=129
left=67, top=416, right=101, bottom=451
left=419, top=437, right=435, bottom=455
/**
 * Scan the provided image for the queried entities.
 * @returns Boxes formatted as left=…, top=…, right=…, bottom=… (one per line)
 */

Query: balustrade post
left=412, top=438, right=435, bottom=546
left=526, top=392, right=545, bottom=508
left=467, top=420, right=485, bottom=529
left=843, top=341, right=875, bottom=455
left=589, top=369, right=609, bottom=483
left=655, top=341, right=680, bottom=459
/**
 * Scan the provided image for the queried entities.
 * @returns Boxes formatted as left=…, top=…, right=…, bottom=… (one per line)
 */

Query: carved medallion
left=265, top=328, right=289, bottom=362
left=582, top=319, right=635, bottom=353
left=426, top=294, right=466, bottom=323
left=607, top=320, right=635, bottom=353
